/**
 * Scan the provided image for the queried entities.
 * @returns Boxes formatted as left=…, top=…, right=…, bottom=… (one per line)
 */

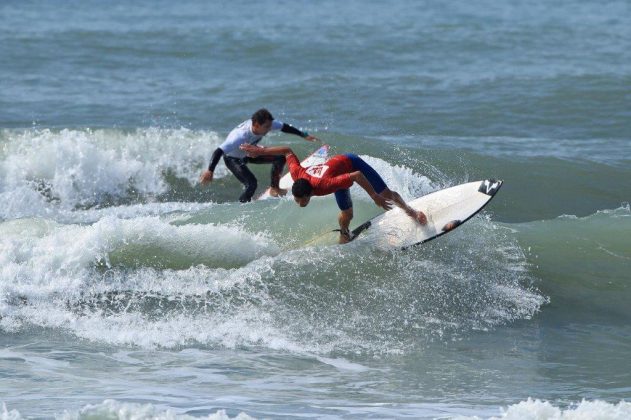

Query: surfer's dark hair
left=292, top=179, right=313, bottom=198
left=252, top=108, right=274, bottom=125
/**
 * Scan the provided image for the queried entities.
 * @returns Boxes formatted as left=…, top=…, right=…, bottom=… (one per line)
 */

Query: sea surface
left=1, top=0, right=630, bottom=419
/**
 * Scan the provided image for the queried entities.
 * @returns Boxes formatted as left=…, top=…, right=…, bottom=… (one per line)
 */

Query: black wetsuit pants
left=223, top=155, right=286, bottom=202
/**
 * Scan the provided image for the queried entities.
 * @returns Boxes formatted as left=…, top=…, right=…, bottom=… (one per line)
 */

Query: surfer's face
left=294, top=195, right=311, bottom=207
left=252, top=120, right=273, bottom=136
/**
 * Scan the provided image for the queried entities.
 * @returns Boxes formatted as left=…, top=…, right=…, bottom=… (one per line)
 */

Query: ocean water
left=1, top=0, right=630, bottom=419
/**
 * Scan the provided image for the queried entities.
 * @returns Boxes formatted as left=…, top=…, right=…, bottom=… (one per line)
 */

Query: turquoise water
left=1, top=1, right=630, bottom=418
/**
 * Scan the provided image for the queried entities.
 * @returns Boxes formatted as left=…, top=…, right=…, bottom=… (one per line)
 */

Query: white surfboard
left=345, top=179, right=503, bottom=249
left=258, top=144, right=330, bottom=200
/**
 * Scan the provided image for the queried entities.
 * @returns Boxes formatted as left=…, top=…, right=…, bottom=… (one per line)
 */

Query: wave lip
left=0, top=215, right=279, bottom=329
left=0, top=215, right=278, bottom=273
left=456, top=398, right=631, bottom=420
left=1, top=217, right=544, bottom=353
left=0, top=127, right=224, bottom=218
left=3, top=398, right=631, bottom=419
left=1, top=399, right=255, bottom=420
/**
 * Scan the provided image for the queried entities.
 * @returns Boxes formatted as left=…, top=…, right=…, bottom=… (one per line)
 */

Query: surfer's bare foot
left=338, top=228, right=352, bottom=244
left=268, top=187, right=287, bottom=197
left=406, top=209, right=427, bottom=225
left=442, top=220, right=461, bottom=232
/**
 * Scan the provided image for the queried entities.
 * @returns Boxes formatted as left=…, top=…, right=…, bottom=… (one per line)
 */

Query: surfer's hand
left=199, top=170, right=213, bottom=185
left=240, top=144, right=263, bottom=156
left=417, top=210, right=428, bottom=225
left=371, top=193, right=393, bottom=211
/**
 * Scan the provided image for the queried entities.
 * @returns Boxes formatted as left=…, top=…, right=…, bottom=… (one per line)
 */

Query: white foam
left=0, top=210, right=544, bottom=355
left=0, top=146, right=543, bottom=353
left=456, top=398, right=631, bottom=420
left=0, top=216, right=279, bottom=321
left=0, top=128, right=225, bottom=219
left=1, top=400, right=255, bottom=420
left=316, top=356, right=370, bottom=372
left=557, top=203, right=630, bottom=221
left=1, top=403, right=22, bottom=420
left=7, top=297, right=302, bottom=351
left=0, top=246, right=348, bottom=353
left=357, top=155, right=434, bottom=201
left=61, top=202, right=218, bottom=224
left=5, top=398, right=631, bottom=420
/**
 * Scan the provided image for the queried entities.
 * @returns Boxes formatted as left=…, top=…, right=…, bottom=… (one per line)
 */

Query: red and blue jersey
left=287, top=153, right=354, bottom=196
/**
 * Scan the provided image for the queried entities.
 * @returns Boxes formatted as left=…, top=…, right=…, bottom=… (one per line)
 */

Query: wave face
left=512, top=205, right=631, bottom=318
left=2, top=128, right=629, bottom=223
left=0, top=129, right=545, bottom=352
left=0, top=125, right=628, bottom=419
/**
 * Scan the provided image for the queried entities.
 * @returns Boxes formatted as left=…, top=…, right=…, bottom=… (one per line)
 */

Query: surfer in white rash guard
left=199, top=108, right=319, bottom=202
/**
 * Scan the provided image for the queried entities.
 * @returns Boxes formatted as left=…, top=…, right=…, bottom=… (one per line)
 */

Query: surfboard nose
left=478, top=179, right=503, bottom=196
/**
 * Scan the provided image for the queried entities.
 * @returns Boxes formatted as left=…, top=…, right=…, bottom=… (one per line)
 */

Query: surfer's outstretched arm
left=200, top=147, right=224, bottom=185
left=240, top=144, right=295, bottom=158
left=280, top=124, right=320, bottom=143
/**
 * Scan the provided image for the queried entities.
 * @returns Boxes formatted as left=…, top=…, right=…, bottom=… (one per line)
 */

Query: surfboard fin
left=332, top=228, right=356, bottom=243
left=333, top=221, right=373, bottom=243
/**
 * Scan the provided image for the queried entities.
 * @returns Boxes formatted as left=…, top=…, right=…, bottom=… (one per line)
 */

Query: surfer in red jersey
left=240, top=144, right=427, bottom=243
